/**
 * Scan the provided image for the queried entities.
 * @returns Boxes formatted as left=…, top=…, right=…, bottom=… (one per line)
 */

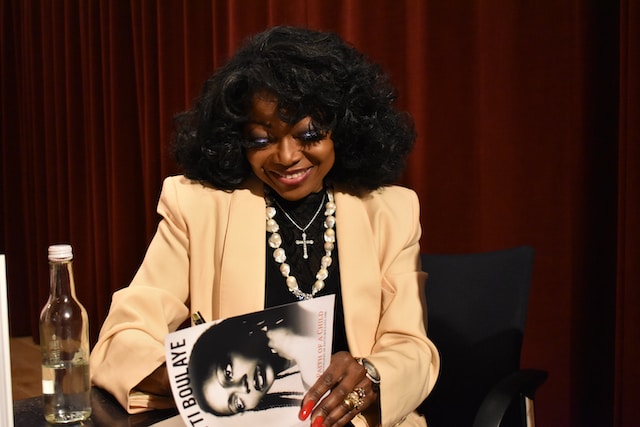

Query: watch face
left=362, top=358, right=381, bottom=382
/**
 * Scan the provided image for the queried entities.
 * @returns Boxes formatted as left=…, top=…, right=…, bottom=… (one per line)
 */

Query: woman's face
left=202, top=352, right=276, bottom=415
left=244, top=91, right=335, bottom=201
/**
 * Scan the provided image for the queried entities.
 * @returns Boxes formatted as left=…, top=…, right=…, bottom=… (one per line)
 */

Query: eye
left=245, top=135, right=272, bottom=148
left=296, top=129, right=327, bottom=145
left=224, top=362, right=233, bottom=381
left=231, top=394, right=246, bottom=412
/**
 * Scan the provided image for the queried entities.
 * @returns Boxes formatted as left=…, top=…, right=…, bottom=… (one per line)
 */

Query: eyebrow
left=246, top=120, right=271, bottom=128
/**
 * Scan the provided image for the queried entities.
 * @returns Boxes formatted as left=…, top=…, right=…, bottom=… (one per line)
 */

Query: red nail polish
left=299, top=400, right=315, bottom=420
left=312, top=416, right=325, bottom=427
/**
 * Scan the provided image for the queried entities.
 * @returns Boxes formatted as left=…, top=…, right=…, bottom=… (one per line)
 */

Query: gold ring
left=343, top=387, right=366, bottom=411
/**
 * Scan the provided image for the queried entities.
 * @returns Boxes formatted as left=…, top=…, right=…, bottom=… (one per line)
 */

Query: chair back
left=418, top=246, right=535, bottom=427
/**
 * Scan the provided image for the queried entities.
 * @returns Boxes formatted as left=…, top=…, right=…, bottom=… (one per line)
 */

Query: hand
left=298, top=352, right=379, bottom=427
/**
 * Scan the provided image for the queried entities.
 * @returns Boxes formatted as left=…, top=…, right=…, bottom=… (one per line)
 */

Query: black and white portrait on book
left=165, top=295, right=334, bottom=427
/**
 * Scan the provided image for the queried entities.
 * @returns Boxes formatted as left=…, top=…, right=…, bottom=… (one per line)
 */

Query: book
left=164, top=295, right=335, bottom=427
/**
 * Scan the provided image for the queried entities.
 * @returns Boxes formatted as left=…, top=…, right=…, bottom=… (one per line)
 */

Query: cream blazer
left=90, top=175, right=439, bottom=427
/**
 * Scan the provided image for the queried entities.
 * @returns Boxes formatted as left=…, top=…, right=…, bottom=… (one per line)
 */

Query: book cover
left=164, top=295, right=335, bottom=427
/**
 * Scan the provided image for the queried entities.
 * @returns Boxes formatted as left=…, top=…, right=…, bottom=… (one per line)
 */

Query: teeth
left=278, top=170, right=307, bottom=179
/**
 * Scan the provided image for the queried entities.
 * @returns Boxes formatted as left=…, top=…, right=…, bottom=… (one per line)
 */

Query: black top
left=264, top=187, right=349, bottom=354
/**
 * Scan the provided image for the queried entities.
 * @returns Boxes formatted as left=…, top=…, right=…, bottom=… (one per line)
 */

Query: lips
left=273, top=167, right=312, bottom=179
left=271, top=167, right=312, bottom=185
left=254, top=364, right=266, bottom=391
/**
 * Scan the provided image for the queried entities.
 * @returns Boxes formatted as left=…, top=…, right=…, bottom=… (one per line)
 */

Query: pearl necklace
left=265, top=188, right=336, bottom=300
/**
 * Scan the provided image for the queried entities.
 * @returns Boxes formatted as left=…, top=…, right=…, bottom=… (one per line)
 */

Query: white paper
left=0, top=255, right=14, bottom=427
left=164, top=295, right=334, bottom=427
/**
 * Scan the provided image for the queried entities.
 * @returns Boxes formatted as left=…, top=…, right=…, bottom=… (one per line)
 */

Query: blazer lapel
left=334, top=189, right=383, bottom=355
left=218, top=178, right=266, bottom=318
left=215, top=183, right=383, bottom=356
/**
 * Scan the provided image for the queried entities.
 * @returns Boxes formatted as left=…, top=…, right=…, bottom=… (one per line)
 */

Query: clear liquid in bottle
left=42, top=359, right=91, bottom=423
left=40, top=244, right=92, bottom=423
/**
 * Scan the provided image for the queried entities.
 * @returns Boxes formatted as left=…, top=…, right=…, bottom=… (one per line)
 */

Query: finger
left=299, top=367, right=341, bottom=421
left=323, top=383, right=370, bottom=427
left=300, top=352, right=361, bottom=421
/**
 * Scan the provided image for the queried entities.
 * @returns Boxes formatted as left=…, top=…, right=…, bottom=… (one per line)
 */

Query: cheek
left=245, top=151, right=266, bottom=173
left=245, top=392, right=265, bottom=410
left=327, top=150, right=336, bottom=167
left=265, top=366, right=276, bottom=389
left=320, top=140, right=336, bottom=165
left=304, top=141, right=335, bottom=166
left=316, top=147, right=336, bottom=170
left=202, top=379, right=228, bottom=414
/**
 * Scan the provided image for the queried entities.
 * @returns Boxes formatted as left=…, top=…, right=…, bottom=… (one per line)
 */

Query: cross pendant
left=295, top=232, right=314, bottom=259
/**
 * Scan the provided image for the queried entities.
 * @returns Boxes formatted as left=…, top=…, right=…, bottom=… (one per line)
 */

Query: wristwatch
left=356, top=357, right=381, bottom=391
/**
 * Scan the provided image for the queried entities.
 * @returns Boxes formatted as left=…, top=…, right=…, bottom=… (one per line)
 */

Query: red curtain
left=1, top=1, right=638, bottom=425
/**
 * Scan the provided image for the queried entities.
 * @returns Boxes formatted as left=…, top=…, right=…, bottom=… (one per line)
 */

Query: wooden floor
left=9, top=336, right=41, bottom=401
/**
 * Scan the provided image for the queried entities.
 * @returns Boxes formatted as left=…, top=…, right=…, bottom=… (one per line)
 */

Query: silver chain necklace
left=273, top=193, right=326, bottom=259
left=265, top=188, right=336, bottom=300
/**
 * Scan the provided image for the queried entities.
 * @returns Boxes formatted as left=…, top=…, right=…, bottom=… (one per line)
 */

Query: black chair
left=418, top=246, right=547, bottom=427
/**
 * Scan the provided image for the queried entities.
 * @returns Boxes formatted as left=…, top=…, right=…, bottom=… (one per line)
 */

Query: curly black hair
left=172, top=26, right=416, bottom=192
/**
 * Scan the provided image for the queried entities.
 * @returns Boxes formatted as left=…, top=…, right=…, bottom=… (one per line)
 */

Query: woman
left=188, top=301, right=320, bottom=416
left=90, top=26, right=439, bottom=427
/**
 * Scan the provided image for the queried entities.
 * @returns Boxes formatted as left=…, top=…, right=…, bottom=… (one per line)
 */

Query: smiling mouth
left=254, top=365, right=266, bottom=391
left=271, top=167, right=312, bottom=184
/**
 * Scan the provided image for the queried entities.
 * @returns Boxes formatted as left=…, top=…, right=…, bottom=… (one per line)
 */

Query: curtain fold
left=615, top=1, right=640, bottom=425
left=1, top=1, right=638, bottom=425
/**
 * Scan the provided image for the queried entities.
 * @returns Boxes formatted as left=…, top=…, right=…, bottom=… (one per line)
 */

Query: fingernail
left=312, top=416, right=325, bottom=427
left=299, top=400, right=315, bottom=420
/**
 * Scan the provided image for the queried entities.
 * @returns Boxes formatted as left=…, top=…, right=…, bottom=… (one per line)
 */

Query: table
left=13, top=387, right=178, bottom=427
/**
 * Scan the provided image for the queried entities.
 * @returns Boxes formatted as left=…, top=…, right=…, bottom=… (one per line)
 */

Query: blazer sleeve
left=358, top=188, right=440, bottom=427
left=90, top=177, right=191, bottom=413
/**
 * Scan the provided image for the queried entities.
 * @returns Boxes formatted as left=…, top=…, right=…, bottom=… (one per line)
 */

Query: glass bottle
left=39, top=244, right=91, bottom=424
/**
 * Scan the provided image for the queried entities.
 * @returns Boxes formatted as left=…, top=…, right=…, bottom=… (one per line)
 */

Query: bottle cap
left=48, top=244, right=73, bottom=261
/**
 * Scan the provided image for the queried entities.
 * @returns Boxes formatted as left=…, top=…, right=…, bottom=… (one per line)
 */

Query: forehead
left=250, top=92, right=279, bottom=119
left=248, top=92, right=312, bottom=130
left=248, top=90, right=312, bottom=126
left=202, top=366, right=233, bottom=414
left=253, top=90, right=278, bottom=104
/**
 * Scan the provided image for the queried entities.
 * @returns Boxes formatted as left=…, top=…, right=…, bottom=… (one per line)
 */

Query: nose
left=231, top=374, right=250, bottom=394
left=226, top=374, right=251, bottom=394
left=274, top=137, right=302, bottom=166
left=242, top=374, right=250, bottom=393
